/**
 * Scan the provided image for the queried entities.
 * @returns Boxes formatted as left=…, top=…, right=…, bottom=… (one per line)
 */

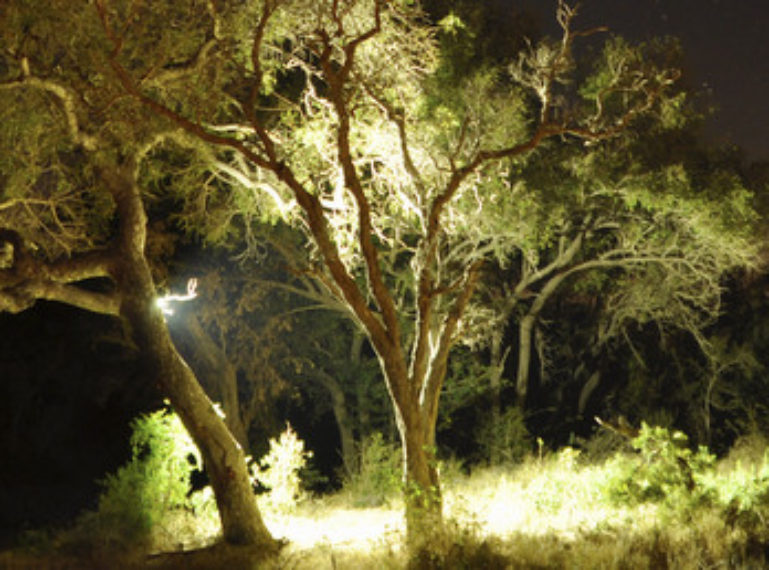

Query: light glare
left=156, top=278, right=198, bottom=316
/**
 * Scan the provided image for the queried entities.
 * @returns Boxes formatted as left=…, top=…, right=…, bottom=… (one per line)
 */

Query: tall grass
left=5, top=425, right=769, bottom=569
left=264, top=427, right=769, bottom=569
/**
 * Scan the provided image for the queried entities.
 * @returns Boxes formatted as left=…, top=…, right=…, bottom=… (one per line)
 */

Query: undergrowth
left=6, top=419, right=769, bottom=569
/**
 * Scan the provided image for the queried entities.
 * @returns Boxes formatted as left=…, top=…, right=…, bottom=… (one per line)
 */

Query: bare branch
left=0, top=279, right=120, bottom=315
left=316, top=3, right=401, bottom=343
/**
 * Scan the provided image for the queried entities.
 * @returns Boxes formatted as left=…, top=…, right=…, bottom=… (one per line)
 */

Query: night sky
left=517, top=0, right=769, bottom=161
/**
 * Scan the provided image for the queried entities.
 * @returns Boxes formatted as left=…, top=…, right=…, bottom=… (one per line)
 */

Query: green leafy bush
left=602, top=423, right=716, bottom=514
left=250, top=422, right=312, bottom=514
left=64, top=407, right=203, bottom=551
left=343, top=432, right=402, bottom=508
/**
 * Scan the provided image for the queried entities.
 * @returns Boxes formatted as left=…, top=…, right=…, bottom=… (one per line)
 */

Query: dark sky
left=516, top=0, right=769, bottom=161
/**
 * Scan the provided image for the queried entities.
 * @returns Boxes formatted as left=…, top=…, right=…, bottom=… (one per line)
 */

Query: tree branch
left=317, top=5, right=402, bottom=344
left=0, top=230, right=118, bottom=314
left=0, top=73, right=99, bottom=151
left=419, top=260, right=482, bottom=442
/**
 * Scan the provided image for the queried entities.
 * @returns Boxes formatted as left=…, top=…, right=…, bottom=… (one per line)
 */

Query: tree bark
left=396, top=397, right=442, bottom=543
left=171, top=312, right=250, bottom=450
left=516, top=314, right=536, bottom=407
left=105, top=163, right=277, bottom=550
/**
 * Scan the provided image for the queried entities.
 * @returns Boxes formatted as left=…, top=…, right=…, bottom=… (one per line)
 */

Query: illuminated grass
left=5, top=443, right=769, bottom=569
left=442, top=449, right=660, bottom=540
left=268, top=448, right=660, bottom=551
left=260, top=446, right=769, bottom=569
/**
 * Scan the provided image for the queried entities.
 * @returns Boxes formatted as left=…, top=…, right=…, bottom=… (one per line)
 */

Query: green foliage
left=63, top=408, right=205, bottom=552
left=437, top=12, right=467, bottom=37
left=21, top=433, right=769, bottom=568
left=439, top=349, right=494, bottom=428
left=250, top=423, right=312, bottom=514
left=602, top=423, right=716, bottom=514
left=708, top=436, right=769, bottom=535
left=343, top=432, right=402, bottom=508
left=474, top=406, right=531, bottom=465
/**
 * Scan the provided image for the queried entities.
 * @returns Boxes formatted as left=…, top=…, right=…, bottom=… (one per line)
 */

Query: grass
left=3, top=438, right=769, bottom=569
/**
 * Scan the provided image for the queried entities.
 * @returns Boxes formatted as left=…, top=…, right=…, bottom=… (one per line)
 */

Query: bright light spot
left=212, top=402, right=226, bottom=420
left=156, top=278, right=198, bottom=316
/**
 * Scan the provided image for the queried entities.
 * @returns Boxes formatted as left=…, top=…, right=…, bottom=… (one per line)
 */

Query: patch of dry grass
left=6, top=444, right=769, bottom=569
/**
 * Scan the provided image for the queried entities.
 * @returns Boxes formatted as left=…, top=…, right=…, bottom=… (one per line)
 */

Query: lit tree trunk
left=105, top=163, right=276, bottom=549
left=392, top=385, right=442, bottom=539
left=171, top=312, right=250, bottom=450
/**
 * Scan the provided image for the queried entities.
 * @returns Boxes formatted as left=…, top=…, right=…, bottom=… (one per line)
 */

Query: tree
left=96, top=0, right=715, bottom=540
left=492, top=140, right=757, bottom=408
left=0, top=2, right=278, bottom=549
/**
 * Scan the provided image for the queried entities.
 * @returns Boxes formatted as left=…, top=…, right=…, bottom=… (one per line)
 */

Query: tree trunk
left=516, top=314, right=536, bottom=407
left=171, top=312, right=250, bottom=450
left=367, top=340, right=444, bottom=543
left=515, top=271, right=571, bottom=407
left=350, top=330, right=372, bottom=439
left=378, top=361, right=443, bottom=544
left=107, top=163, right=276, bottom=550
left=398, top=407, right=442, bottom=544
left=317, top=371, right=357, bottom=476
left=117, top=259, right=276, bottom=548
left=488, top=332, right=511, bottom=465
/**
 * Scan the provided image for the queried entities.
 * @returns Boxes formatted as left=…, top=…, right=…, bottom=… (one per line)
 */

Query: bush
left=713, top=448, right=769, bottom=535
left=474, top=406, right=530, bottom=465
left=63, top=407, right=205, bottom=552
left=250, top=422, right=312, bottom=514
left=343, top=432, right=402, bottom=508
left=602, top=422, right=716, bottom=515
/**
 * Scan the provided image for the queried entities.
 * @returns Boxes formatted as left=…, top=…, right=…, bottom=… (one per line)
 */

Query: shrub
left=63, top=407, right=204, bottom=552
left=343, top=432, right=402, bottom=508
left=713, top=449, right=769, bottom=535
left=602, top=422, right=716, bottom=515
left=407, top=519, right=509, bottom=570
left=474, top=406, right=530, bottom=465
left=250, top=422, right=312, bottom=514
left=578, top=428, right=629, bottom=464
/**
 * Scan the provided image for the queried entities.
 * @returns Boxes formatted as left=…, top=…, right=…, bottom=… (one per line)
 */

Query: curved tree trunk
left=107, top=164, right=276, bottom=550
left=171, top=312, right=250, bottom=450
left=515, top=269, right=574, bottom=407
